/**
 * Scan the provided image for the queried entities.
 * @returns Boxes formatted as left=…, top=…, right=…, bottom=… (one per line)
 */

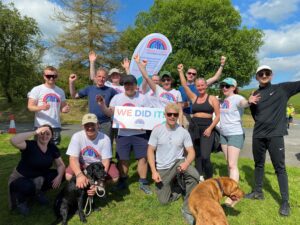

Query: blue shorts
left=220, top=134, right=245, bottom=149
left=116, top=134, right=148, bottom=160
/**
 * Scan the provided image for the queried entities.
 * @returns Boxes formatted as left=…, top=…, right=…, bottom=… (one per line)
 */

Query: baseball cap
left=122, top=75, right=137, bottom=85
left=159, top=70, right=172, bottom=78
left=256, top=65, right=272, bottom=74
left=221, top=77, right=237, bottom=87
left=108, top=68, right=120, bottom=76
left=82, top=113, right=98, bottom=125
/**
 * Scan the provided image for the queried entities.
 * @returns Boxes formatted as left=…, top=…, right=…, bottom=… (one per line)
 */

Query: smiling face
left=256, top=69, right=272, bottom=87
left=124, top=83, right=137, bottom=97
left=83, top=122, right=99, bottom=140
left=195, top=78, right=207, bottom=95
left=111, top=72, right=121, bottom=85
left=37, top=126, right=53, bottom=145
left=220, top=83, right=235, bottom=96
left=186, top=68, right=197, bottom=83
left=94, top=69, right=107, bottom=87
left=161, top=75, right=172, bottom=90
left=43, top=68, right=58, bottom=86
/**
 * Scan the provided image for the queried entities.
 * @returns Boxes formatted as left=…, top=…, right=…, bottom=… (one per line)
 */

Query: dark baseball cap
left=159, top=70, right=172, bottom=79
left=122, top=75, right=137, bottom=85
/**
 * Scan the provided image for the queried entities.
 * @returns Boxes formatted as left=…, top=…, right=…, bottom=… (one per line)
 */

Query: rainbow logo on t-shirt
left=81, top=146, right=100, bottom=159
left=123, top=103, right=135, bottom=107
left=43, top=93, right=61, bottom=103
left=159, top=92, right=176, bottom=102
left=221, top=99, right=230, bottom=109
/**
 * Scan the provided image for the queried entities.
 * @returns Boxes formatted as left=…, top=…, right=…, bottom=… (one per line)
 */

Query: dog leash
left=84, top=196, right=93, bottom=216
left=214, top=178, right=224, bottom=195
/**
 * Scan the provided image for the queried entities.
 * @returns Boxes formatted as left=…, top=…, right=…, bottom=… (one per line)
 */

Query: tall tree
left=118, top=0, right=264, bottom=87
left=0, top=2, right=42, bottom=102
left=54, top=0, right=118, bottom=68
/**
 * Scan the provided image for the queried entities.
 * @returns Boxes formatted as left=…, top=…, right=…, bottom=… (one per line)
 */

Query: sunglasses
left=44, top=74, right=58, bottom=79
left=161, top=78, right=171, bottom=82
left=220, top=84, right=232, bottom=89
left=166, top=112, right=179, bottom=118
left=187, top=72, right=197, bottom=76
left=257, top=70, right=271, bottom=78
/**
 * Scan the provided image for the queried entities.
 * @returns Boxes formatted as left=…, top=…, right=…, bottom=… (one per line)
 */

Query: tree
left=118, top=0, right=264, bottom=87
left=54, top=0, right=118, bottom=69
left=0, top=2, right=43, bottom=102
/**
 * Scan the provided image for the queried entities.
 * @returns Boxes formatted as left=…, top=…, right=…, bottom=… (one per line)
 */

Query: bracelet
left=220, top=64, right=224, bottom=67
left=76, top=172, right=84, bottom=178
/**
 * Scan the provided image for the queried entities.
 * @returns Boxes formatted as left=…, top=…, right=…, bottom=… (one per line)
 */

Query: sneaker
left=181, top=208, right=195, bottom=225
left=139, top=183, right=152, bottom=195
left=244, top=191, right=264, bottom=200
left=279, top=201, right=290, bottom=216
left=17, top=202, right=29, bottom=216
left=114, top=179, right=128, bottom=190
left=36, top=193, right=49, bottom=205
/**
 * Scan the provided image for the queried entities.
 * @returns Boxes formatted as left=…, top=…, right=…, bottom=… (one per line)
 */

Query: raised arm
left=240, top=92, right=261, bottom=108
left=177, top=64, right=197, bottom=102
left=206, top=56, right=226, bottom=86
left=121, top=58, right=130, bottom=75
left=69, top=74, right=79, bottom=99
left=96, top=95, right=114, bottom=117
left=134, top=54, right=157, bottom=92
left=89, top=51, right=97, bottom=80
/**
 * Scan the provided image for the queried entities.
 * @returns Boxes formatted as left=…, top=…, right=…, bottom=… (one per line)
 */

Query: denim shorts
left=220, top=133, right=245, bottom=149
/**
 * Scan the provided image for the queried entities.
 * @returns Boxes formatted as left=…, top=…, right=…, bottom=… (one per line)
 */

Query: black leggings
left=10, top=169, right=58, bottom=204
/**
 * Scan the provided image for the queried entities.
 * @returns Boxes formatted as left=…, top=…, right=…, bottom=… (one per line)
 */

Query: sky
left=3, top=0, right=300, bottom=88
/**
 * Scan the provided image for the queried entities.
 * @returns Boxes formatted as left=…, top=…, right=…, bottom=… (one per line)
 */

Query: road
left=1, top=121, right=300, bottom=167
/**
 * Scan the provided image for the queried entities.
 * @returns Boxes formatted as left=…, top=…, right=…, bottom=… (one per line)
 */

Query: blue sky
left=3, top=0, right=300, bottom=88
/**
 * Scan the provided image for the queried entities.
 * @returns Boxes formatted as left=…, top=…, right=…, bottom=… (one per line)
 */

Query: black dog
left=53, top=162, right=106, bottom=225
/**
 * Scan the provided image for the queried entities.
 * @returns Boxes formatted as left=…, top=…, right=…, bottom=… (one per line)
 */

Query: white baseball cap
left=256, top=65, right=272, bottom=74
left=108, top=68, right=120, bottom=76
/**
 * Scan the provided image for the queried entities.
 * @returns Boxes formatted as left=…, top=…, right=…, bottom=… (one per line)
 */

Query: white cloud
left=259, top=54, right=300, bottom=74
left=249, top=0, right=300, bottom=23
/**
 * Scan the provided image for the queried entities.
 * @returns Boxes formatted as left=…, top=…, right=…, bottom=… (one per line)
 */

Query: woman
left=178, top=64, right=220, bottom=180
left=8, top=124, right=65, bottom=215
left=219, top=77, right=259, bottom=206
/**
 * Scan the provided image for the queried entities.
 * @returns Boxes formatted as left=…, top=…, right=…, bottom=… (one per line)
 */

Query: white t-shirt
left=110, top=92, right=153, bottom=136
left=105, top=81, right=125, bottom=94
left=27, top=84, right=66, bottom=128
left=148, top=124, right=193, bottom=170
left=154, top=85, right=182, bottom=107
left=66, top=130, right=112, bottom=166
left=220, top=94, right=245, bottom=136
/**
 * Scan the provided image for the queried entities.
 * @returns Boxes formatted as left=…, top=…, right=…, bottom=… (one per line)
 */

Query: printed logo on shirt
left=43, top=93, right=61, bottom=103
left=220, top=99, right=230, bottom=109
left=81, top=146, right=100, bottom=159
left=159, top=92, right=176, bottom=102
left=123, top=103, right=135, bottom=107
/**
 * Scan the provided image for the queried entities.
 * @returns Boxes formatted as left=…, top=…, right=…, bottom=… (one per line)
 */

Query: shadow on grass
left=222, top=204, right=242, bottom=216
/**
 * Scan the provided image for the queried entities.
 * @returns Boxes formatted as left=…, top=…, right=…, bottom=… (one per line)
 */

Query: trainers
left=244, top=191, right=264, bottom=200
left=17, top=202, right=29, bottom=216
left=279, top=201, right=290, bottom=216
left=139, top=183, right=152, bottom=195
left=181, top=208, right=195, bottom=225
left=36, top=193, right=49, bottom=205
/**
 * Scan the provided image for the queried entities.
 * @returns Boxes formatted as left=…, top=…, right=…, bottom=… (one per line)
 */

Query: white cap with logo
left=82, top=113, right=98, bottom=125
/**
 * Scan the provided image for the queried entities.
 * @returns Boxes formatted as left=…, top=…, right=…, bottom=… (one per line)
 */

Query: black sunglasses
left=166, top=112, right=179, bottom=117
left=257, top=70, right=271, bottom=78
left=187, top=72, right=197, bottom=76
left=44, top=74, right=58, bottom=79
left=220, top=84, right=232, bottom=89
left=161, top=78, right=171, bottom=82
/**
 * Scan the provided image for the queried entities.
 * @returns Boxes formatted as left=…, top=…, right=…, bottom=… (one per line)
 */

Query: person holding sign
left=134, top=54, right=183, bottom=125
left=147, top=103, right=199, bottom=225
left=98, top=75, right=154, bottom=195
left=178, top=64, right=220, bottom=181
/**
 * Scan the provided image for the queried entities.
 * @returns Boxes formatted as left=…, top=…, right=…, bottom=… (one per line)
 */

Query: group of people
left=7, top=52, right=300, bottom=224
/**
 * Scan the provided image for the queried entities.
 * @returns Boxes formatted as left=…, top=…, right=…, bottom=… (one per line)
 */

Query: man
left=28, top=66, right=70, bottom=145
left=147, top=103, right=199, bottom=225
left=65, top=113, right=119, bottom=194
left=99, top=75, right=153, bottom=195
left=178, top=56, right=226, bottom=128
left=141, top=74, right=160, bottom=96
left=69, top=68, right=117, bottom=137
left=245, top=65, right=300, bottom=216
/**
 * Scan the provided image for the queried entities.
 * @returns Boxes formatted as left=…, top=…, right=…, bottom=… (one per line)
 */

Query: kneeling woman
left=8, top=125, right=65, bottom=215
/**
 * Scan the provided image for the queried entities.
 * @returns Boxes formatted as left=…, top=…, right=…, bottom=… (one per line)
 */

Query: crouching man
left=65, top=113, right=119, bottom=195
left=147, top=103, right=199, bottom=225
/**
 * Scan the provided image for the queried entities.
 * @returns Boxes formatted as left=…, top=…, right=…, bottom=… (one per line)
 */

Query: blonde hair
left=165, top=103, right=179, bottom=113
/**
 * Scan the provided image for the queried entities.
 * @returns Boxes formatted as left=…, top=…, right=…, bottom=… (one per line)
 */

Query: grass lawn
left=0, top=134, right=300, bottom=225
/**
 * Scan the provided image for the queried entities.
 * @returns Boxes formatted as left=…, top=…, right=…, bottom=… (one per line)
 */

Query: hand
left=133, top=54, right=140, bottom=63
left=52, top=175, right=63, bottom=189
left=89, top=51, right=97, bottom=62
left=96, top=95, right=105, bottom=106
left=220, top=56, right=226, bottom=66
left=203, top=127, right=212, bottom=137
left=39, top=103, right=50, bottom=111
left=248, top=92, right=261, bottom=105
left=76, top=174, right=89, bottom=189
left=61, top=103, right=70, bottom=113
left=178, top=162, right=189, bottom=172
left=69, top=74, right=77, bottom=83
left=152, top=171, right=162, bottom=183
left=177, top=64, right=184, bottom=72
left=121, top=58, right=130, bottom=70
left=87, top=185, right=96, bottom=196
left=35, top=126, right=52, bottom=135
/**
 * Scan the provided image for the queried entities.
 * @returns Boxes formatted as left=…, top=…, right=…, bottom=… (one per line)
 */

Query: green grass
left=1, top=134, right=300, bottom=225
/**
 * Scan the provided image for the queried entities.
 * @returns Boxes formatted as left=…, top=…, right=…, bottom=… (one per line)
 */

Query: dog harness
left=214, top=178, right=224, bottom=195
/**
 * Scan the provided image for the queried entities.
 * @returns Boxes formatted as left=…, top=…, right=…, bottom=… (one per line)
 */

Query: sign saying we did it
left=112, top=106, right=166, bottom=130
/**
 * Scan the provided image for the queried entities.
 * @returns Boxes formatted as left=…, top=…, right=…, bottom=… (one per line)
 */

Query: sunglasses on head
left=220, top=84, right=232, bottom=89
left=166, top=112, right=179, bottom=118
left=187, top=72, right=197, bottom=76
left=161, top=78, right=171, bottom=82
left=44, top=74, right=58, bottom=79
left=257, top=70, right=271, bottom=78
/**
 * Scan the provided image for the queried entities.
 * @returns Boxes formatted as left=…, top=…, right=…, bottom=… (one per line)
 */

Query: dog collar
left=214, top=178, right=224, bottom=195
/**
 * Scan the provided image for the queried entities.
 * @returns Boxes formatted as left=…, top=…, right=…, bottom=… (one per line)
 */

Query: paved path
left=1, top=121, right=300, bottom=167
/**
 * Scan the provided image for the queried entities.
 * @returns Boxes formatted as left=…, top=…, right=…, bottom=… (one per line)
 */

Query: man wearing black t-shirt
left=245, top=65, right=300, bottom=216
